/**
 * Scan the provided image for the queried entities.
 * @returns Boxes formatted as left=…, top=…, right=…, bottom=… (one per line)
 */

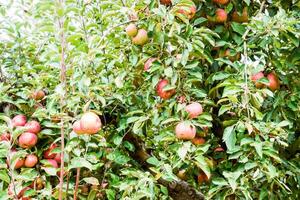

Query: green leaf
left=0, top=170, right=10, bottom=183
left=146, top=156, right=160, bottom=166
left=69, top=157, right=93, bottom=170
left=222, top=125, right=236, bottom=151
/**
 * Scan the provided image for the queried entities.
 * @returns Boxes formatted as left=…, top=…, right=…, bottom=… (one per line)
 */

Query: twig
left=57, top=0, right=67, bottom=199
left=73, top=168, right=81, bottom=200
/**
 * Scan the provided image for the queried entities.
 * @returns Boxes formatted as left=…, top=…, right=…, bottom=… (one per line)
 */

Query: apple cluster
left=125, top=24, right=148, bottom=45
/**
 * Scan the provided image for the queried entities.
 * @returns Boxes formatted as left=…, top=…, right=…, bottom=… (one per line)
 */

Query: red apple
left=125, top=23, right=137, bottom=37
left=43, top=143, right=58, bottom=159
left=18, top=132, right=38, bottom=149
left=160, top=0, right=172, bottom=5
left=144, top=58, right=157, bottom=71
left=80, top=112, right=102, bottom=134
left=266, top=72, right=280, bottom=91
left=214, top=147, right=225, bottom=152
left=7, top=149, right=25, bottom=169
left=25, top=121, right=41, bottom=134
left=132, top=29, right=148, bottom=45
left=212, top=0, right=229, bottom=5
left=192, top=137, right=206, bottom=145
left=251, top=71, right=265, bottom=88
left=215, top=9, right=227, bottom=23
left=177, top=5, right=196, bottom=20
left=46, top=159, right=58, bottom=168
left=156, top=79, right=176, bottom=100
left=175, top=121, right=196, bottom=140
left=197, top=171, right=209, bottom=184
left=24, top=154, right=38, bottom=168
left=54, top=153, right=62, bottom=164
left=12, top=115, right=27, bottom=127
left=73, top=120, right=85, bottom=134
left=0, top=132, right=11, bottom=141
left=185, top=102, right=203, bottom=119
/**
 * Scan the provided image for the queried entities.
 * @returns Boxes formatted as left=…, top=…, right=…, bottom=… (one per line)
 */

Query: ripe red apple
left=7, top=149, right=25, bottom=169
left=80, top=112, right=102, bottom=134
left=24, top=154, right=38, bottom=168
left=214, top=147, right=225, bottom=152
left=144, top=58, right=157, bottom=71
left=132, top=29, right=148, bottom=45
left=232, top=8, right=249, bottom=23
left=125, top=23, right=138, bottom=37
left=18, top=132, right=38, bottom=149
left=43, top=143, right=58, bottom=159
left=215, top=9, right=227, bottom=23
left=160, top=0, right=172, bottom=5
left=73, top=120, right=85, bottom=134
left=46, top=159, right=58, bottom=168
left=185, top=102, right=203, bottom=119
left=156, top=79, right=176, bottom=100
left=177, top=5, right=197, bottom=20
left=212, top=0, right=229, bottom=5
left=25, top=121, right=41, bottom=134
left=54, top=153, right=62, bottom=164
left=0, top=132, right=11, bottom=141
left=12, top=115, right=27, bottom=127
left=266, top=72, right=280, bottom=91
left=30, top=90, right=45, bottom=101
left=192, top=137, right=206, bottom=145
left=175, top=121, right=196, bottom=140
left=251, top=71, right=265, bottom=88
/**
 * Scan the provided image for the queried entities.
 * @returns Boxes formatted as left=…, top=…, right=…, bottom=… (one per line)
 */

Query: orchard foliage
left=0, top=0, right=300, bottom=199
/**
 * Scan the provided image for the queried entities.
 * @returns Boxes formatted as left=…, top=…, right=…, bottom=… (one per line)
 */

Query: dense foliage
left=0, top=0, right=299, bottom=199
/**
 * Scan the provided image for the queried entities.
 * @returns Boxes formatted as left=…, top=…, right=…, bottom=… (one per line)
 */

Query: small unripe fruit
left=132, top=29, right=148, bottom=45
left=266, top=72, right=280, bottom=91
left=12, top=115, right=27, bottom=127
left=24, top=154, right=38, bottom=168
left=25, top=121, right=41, bottom=134
left=177, top=5, right=197, bottom=20
left=212, top=0, right=229, bottom=5
left=18, top=132, right=38, bottom=149
left=125, top=23, right=138, bottom=37
left=177, top=169, right=187, bottom=180
left=251, top=72, right=265, bottom=88
left=215, top=9, right=227, bottom=23
left=175, top=121, right=196, bottom=140
left=31, top=90, right=45, bottom=101
left=73, top=120, right=85, bottom=134
left=80, top=112, right=102, bottom=134
left=156, top=79, right=176, bottom=100
left=144, top=58, right=157, bottom=71
left=43, top=143, right=58, bottom=159
left=185, top=102, right=203, bottom=119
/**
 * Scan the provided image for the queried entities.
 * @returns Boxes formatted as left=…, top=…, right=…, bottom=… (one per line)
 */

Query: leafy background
left=0, top=0, right=299, bottom=199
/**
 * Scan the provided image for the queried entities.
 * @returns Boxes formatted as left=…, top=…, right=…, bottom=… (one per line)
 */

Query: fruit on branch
left=175, top=121, right=196, bottom=140
left=0, top=132, right=11, bottom=141
left=160, top=0, right=172, bottom=5
left=25, top=121, right=41, bottom=134
left=212, top=0, right=229, bottom=5
left=46, top=159, right=58, bottom=168
left=73, top=120, right=85, bottom=134
left=174, top=1, right=197, bottom=20
left=214, top=146, right=225, bottom=152
left=43, top=143, right=58, bottom=159
left=125, top=23, right=138, bottom=37
left=132, top=29, right=148, bottom=45
left=197, top=171, right=209, bottom=184
left=251, top=71, right=265, bottom=88
left=30, top=90, right=45, bottom=101
left=185, top=102, right=203, bottom=119
left=12, top=115, right=27, bottom=127
left=54, top=153, right=62, bottom=164
left=232, top=8, right=249, bottom=23
left=192, top=137, right=206, bottom=145
left=80, top=112, right=102, bottom=134
left=30, top=177, right=45, bottom=190
left=144, top=58, right=157, bottom=71
left=24, top=154, right=38, bottom=168
left=18, top=132, right=38, bottom=149
left=266, top=72, right=280, bottom=91
left=215, top=9, right=227, bottom=23
left=156, top=79, right=176, bottom=100
left=8, top=149, right=25, bottom=169
left=220, top=49, right=240, bottom=62
left=177, top=169, right=188, bottom=180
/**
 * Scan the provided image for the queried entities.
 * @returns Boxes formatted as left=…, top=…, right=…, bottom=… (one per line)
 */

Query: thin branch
left=73, top=168, right=81, bottom=200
